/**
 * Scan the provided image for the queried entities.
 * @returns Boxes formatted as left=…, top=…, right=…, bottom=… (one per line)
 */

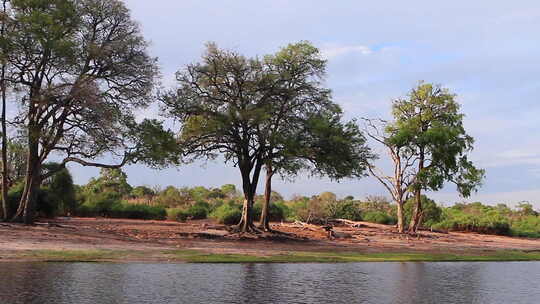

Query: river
left=1, top=262, right=539, bottom=303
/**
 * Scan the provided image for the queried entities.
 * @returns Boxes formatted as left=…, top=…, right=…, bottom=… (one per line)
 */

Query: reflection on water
left=1, top=262, right=539, bottom=304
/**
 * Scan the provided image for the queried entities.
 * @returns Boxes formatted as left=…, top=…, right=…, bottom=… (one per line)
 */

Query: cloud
left=321, top=45, right=372, bottom=59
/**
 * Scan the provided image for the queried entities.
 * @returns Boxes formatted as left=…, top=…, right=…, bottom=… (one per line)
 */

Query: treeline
left=25, top=166, right=540, bottom=239
left=0, top=0, right=497, bottom=236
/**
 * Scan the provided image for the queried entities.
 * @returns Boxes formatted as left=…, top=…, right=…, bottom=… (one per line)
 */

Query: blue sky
left=69, top=0, right=540, bottom=207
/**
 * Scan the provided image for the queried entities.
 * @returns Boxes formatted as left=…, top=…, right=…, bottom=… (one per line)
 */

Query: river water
left=1, top=262, right=539, bottom=304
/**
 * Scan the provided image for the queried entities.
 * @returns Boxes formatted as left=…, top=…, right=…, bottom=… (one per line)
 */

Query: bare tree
left=363, top=118, right=416, bottom=233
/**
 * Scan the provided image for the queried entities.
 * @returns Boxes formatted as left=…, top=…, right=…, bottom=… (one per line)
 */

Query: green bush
left=210, top=202, right=242, bottom=225
left=510, top=216, right=540, bottom=238
left=109, top=203, right=166, bottom=220
left=432, top=208, right=510, bottom=235
left=334, top=200, right=362, bottom=221
left=404, top=195, right=442, bottom=228
left=252, top=202, right=287, bottom=222
left=166, top=208, right=184, bottom=221
left=362, top=211, right=397, bottom=225
left=185, top=201, right=210, bottom=220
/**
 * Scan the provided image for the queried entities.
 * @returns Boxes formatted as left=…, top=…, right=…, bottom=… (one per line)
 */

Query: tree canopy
left=386, top=82, right=485, bottom=231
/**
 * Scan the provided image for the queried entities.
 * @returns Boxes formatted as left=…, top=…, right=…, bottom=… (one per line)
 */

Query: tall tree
left=256, top=42, right=371, bottom=231
left=0, top=0, right=9, bottom=219
left=363, top=118, right=416, bottom=233
left=162, top=42, right=372, bottom=232
left=161, top=43, right=272, bottom=233
left=387, top=82, right=485, bottom=232
left=6, top=0, right=172, bottom=223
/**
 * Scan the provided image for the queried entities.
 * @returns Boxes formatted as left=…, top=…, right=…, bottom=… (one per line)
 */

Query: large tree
left=162, top=42, right=371, bottom=233
left=5, top=0, right=173, bottom=223
left=255, top=42, right=372, bottom=231
left=387, top=82, right=485, bottom=232
left=161, top=43, right=275, bottom=232
left=0, top=0, right=10, bottom=219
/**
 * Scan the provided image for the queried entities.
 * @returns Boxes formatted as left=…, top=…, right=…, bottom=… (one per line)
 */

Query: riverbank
left=1, top=218, right=539, bottom=263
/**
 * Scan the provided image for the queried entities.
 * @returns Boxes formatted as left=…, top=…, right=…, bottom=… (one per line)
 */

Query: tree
left=85, top=168, right=132, bottom=198
left=161, top=43, right=277, bottom=232
left=363, top=118, right=416, bottom=233
left=0, top=0, right=11, bottom=220
left=387, top=82, right=485, bottom=232
left=161, top=42, right=371, bottom=232
left=5, top=0, right=173, bottom=223
left=41, top=163, right=76, bottom=216
left=254, top=42, right=372, bottom=230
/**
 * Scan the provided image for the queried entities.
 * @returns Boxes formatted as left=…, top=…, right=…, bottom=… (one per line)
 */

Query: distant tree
left=131, top=186, right=155, bottom=199
left=388, top=82, right=485, bottom=232
left=4, top=0, right=176, bottom=223
left=41, top=163, right=76, bottom=216
left=85, top=168, right=132, bottom=198
left=220, top=184, right=238, bottom=199
left=517, top=202, right=538, bottom=217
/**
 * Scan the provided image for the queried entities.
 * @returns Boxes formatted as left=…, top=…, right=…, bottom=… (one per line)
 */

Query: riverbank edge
left=2, top=249, right=540, bottom=263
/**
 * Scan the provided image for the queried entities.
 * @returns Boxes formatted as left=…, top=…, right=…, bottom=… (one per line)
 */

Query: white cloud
left=321, top=45, right=372, bottom=59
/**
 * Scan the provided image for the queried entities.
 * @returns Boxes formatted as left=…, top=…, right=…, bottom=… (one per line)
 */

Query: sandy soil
left=1, top=217, right=539, bottom=259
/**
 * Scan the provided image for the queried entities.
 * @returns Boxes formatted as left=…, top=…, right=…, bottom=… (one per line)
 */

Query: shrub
left=109, top=203, right=166, bottom=220
left=404, top=195, right=442, bottom=228
left=432, top=208, right=510, bottom=235
left=185, top=201, right=210, bottom=220
left=334, top=200, right=362, bottom=221
left=363, top=211, right=397, bottom=225
left=510, top=216, right=540, bottom=238
left=252, top=202, right=287, bottom=222
left=210, top=203, right=242, bottom=225
left=166, top=208, right=184, bottom=221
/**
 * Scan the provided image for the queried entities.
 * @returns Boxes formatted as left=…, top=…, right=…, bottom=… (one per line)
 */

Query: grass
left=6, top=249, right=540, bottom=263
left=165, top=249, right=540, bottom=263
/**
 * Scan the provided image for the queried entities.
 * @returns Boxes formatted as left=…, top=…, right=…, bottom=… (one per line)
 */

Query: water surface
left=1, top=262, right=539, bottom=304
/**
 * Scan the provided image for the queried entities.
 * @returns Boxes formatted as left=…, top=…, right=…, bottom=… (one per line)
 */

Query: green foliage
left=85, top=168, right=132, bottom=198
left=362, top=211, right=397, bottom=225
left=166, top=208, right=185, bottom=221
left=42, top=165, right=76, bottom=216
left=387, top=82, right=485, bottom=200
left=404, top=196, right=442, bottom=228
left=253, top=202, right=286, bottom=222
left=131, top=186, right=155, bottom=198
left=109, top=203, right=166, bottom=220
left=185, top=201, right=210, bottom=220
left=333, top=200, right=363, bottom=221
left=432, top=206, right=510, bottom=235
left=511, top=216, right=540, bottom=238
left=210, top=202, right=242, bottom=225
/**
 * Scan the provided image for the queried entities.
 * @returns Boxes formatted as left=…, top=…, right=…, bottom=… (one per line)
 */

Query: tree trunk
left=259, top=163, right=273, bottom=231
left=396, top=200, right=405, bottom=233
left=237, top=194, right=255, bottom=233
left=0, top=0, right=8, bottom=221
left=408, top=188, right=423, bottom=232
left=409, top=148, right=425, bottom=233
left=12, top=127, right=40, bottom=224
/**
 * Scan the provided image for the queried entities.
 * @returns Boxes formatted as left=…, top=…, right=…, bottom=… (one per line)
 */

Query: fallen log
left=34, top=222, right=77, bottom=229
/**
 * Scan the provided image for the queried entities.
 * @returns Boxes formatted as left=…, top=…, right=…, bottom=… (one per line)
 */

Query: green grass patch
left=8, top=249, right=540, bottom=263
left=18, top=249, right=141, bottom=262
left=164, top=249, right=540, bottom=263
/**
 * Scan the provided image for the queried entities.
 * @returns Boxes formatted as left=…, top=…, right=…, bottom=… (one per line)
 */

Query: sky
left=68, top=0, right=540, bottom=207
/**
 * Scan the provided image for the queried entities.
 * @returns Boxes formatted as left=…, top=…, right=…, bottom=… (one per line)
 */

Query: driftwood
left=34, top=222, right=77, bottom=229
